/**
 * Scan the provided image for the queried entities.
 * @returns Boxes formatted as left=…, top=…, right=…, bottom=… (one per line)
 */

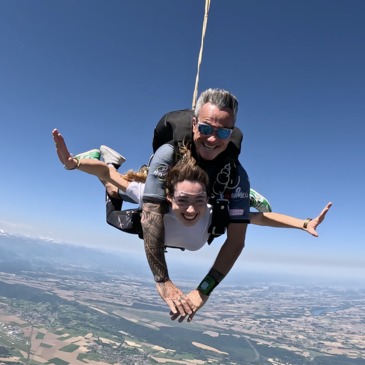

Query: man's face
left=192, top=102, right=235, bottom=161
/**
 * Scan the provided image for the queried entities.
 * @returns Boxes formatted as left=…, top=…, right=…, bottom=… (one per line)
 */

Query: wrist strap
left=197, top=275, right=217, bottom=296
left=197, top=269, right=225, bottom=296
left=303, top=218, right=312, bottom=229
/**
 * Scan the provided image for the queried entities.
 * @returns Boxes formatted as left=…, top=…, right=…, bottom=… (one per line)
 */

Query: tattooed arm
left=141, top=201, right=168, bottom=282
left=141, top=201, right=195, bottom=316
left=141, top=144, right=195, bottom=316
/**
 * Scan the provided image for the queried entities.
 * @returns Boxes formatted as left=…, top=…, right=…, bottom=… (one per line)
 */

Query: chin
left=197, top=148, right=220, bottom=161
left=196, top=144, right=223, bottom=161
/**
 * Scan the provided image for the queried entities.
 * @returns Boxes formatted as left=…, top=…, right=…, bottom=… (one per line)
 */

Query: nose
left=185, top=204, right=197, bottom=213
left=206, top=134, right=218, bottom=143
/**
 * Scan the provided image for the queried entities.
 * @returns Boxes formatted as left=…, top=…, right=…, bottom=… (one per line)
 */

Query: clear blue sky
left=0, top=0, right=364, bottom=282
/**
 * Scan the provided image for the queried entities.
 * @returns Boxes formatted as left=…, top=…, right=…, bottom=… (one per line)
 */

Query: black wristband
left=197, top=275, right=217, bottom=296
left=197, top=268, right=226, bottom=295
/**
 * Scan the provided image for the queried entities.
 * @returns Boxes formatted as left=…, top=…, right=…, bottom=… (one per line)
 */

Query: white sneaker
left=100, top=145, right=126, bottom=167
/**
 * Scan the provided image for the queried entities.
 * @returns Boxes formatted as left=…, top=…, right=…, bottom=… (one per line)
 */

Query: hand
left=170, top=289, right=209, bottom=323
left=305, top=202, right=332, bottom=237
left=155, top=280, right=195, bottom=317
left=52, top=129, right=78, bottom=170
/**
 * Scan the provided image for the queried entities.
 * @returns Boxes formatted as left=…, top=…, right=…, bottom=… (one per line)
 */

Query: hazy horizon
left=1, top=228, right=363, bottom=290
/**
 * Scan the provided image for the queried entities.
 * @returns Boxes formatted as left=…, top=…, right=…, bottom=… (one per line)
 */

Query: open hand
left=52, top=129, right=78, bottom=170
left=306, top=202, right=332, bottom=237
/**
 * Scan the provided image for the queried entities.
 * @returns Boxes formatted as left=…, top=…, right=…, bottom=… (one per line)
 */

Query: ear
left=192, top=117, right=199, bottom=134
left=166, top=194, right=173, bottom=204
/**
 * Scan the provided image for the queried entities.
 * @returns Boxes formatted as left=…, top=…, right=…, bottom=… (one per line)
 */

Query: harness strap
left=207, top=198, right=230, bottom=244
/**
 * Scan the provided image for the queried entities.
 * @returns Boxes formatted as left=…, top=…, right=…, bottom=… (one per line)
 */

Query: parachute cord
left=192, top=0, right=211, bottom=110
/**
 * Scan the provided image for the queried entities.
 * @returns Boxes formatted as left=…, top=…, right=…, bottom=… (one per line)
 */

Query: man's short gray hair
left=194, top=88, right=239, bottom=123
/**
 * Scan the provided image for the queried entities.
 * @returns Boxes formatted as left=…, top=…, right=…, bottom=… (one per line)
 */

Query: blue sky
left=0, top=0, right=364, bottom=282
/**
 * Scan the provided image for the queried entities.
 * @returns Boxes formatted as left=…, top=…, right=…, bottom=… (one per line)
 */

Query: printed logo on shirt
left=230, top=187, right=249, bottom=199
left=229, top=209, right=244, bottom=216
left=212, top=163, right=240, bottom=196
left=153, top=165, right=169, bottom=180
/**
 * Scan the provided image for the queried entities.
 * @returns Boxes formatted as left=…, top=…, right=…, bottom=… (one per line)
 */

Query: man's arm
left=172, top=222, right=247, bottom=322
left=211, top=222, right=247, bottom=274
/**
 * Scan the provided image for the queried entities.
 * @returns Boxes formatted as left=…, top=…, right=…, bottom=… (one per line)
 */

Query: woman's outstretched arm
left=250, top=202, right=332, bottom=237
left=52, top=128, right=129, bottom=192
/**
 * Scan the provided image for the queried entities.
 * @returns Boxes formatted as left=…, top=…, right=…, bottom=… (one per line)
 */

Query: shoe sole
left=76, top=149, right=100, bottom=160
left=100, top=145, right=126, bottom=164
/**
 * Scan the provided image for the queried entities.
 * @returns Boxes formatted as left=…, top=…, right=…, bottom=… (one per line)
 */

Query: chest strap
left=207, top=199, right=230, bottom=244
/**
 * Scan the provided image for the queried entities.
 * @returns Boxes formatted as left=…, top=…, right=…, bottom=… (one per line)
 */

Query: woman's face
left=167, top=180, right=208, bottom=226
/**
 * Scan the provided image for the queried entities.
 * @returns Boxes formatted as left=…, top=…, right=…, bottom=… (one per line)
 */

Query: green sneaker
left=75, top=149, right=100, bottom=160
left=250, top=188, right=272, bottom=212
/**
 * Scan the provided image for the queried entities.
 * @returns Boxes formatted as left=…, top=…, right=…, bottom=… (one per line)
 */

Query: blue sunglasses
left=197, top=122, right=233, bottom=140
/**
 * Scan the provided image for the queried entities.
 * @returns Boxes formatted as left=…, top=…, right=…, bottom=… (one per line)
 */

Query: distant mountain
left=0, top=230, right=150, bottom=277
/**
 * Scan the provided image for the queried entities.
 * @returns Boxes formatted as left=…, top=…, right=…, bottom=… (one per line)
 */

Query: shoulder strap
left=153, top=109, right=195, bottom=152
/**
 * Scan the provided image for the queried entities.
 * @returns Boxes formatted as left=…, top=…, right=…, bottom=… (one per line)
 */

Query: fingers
left=162, top=295, right=193, bottom=317
left=173, top=295, right=194, bottom=316
left=166, top=301, right=178, bottom=315
left=317, top=202, right=333, bottom=222
left=187, top=312, right=196, bottom=322
left=52, top=129, right=74, bottom=166
left=167, top=295, right=196, bottom=319
left=155, top=282, right=196, bottom=319
left=169, top=312, right=187, bottom=323
left=52, top=128, right=63, bottom=147
left=169, top=311, right=180, bottom=320
left=309, top=229, right=319, bottom=237
left=307, top=202, right=332, bottom=237
left=321, top=202, right=332, bottom=215
left=169, top=310, right=196, bottom=323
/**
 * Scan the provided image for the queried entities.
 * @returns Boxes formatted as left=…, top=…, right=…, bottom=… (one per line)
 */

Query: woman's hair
left=165, top=145, right=209, bottom=197
left=120, top=145, right=209, bottom=195
left=121, top=165, right=148, bottom=183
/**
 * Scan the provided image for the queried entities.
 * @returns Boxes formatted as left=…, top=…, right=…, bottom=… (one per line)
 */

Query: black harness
left=106, top=109, right=243, bottom=245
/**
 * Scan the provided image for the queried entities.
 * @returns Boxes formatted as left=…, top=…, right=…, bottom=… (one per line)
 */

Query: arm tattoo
left=141, top=202, right=169, bottom=282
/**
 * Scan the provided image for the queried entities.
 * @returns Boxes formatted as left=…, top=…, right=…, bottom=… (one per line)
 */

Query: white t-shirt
left=163, top=205, right=212, bottom=251
left=126, top=181, right=212, bottom=251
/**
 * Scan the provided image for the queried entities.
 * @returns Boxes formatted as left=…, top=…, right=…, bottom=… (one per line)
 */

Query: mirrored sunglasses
left=197, top=122, right=233, bottom=140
